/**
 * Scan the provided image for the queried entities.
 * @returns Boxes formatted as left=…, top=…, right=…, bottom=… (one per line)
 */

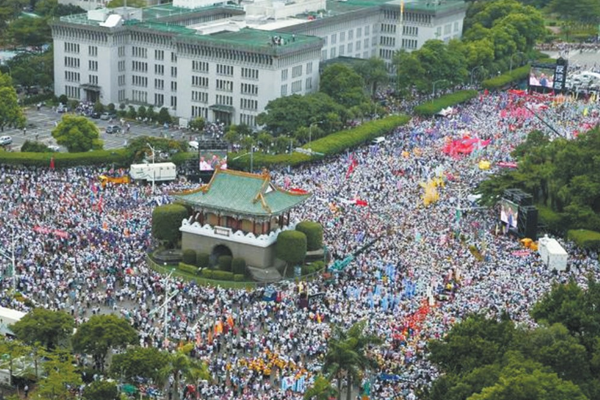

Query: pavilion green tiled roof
left=173, top=169, right=311, bottom=217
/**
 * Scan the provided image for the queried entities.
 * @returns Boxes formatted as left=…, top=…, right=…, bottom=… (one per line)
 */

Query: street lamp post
left=308, top=120, right=324, bottom=148
left=232, top=146, right=254, bottom=172
left=146, top=143, right=156, bottom=194
left=509, top=52, right=525, bottom=73
left=432, top=79, right=448, bottom=101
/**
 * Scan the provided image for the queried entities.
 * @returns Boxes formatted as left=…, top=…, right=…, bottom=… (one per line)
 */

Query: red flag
left=50, top=157, right=55, bottom=170
left=345, top=155, right=358, bottom=179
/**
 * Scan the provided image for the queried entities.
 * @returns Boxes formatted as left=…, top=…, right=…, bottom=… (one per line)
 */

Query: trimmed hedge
left=182, top=249, right=196, bottom=265
left=196, top=252, right=210, bottom=269
left=212, top=270, right=234, bottom=281
left=276, top=230, right=307, bottom=265
left=218, top=255, right=232, bottom=272
left=413, top=90, right=478, bottom=117
left=481, top=65, right=530, bottom=91
left=178, top=262, right=198, bottom=275
left=228, top=115, right=410, bottom=170
left=296, top=221, right=323, bottom=251
left=0, top=148, right=130, bottom=168
left=201, top=269, right=212, bottom=279
left=234, top=274, right=245, bottom=282
left=567, top=230, right=600, bottom=250
left=232, top=257, right=246, bottom=275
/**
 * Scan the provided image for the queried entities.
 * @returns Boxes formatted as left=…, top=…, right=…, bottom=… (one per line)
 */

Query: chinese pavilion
left=173, top=168, right=311, bottom=269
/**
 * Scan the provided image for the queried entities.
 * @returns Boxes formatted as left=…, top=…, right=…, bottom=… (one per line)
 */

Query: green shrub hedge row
left=200, top=269, right=245, bottom=282
left=0, top=148, right=130, bottom=167
left=481, top=65, right=530, bottom=91
left=413, top=90, right=478, bottom=117
left=232, top=257, right=247, bottom=275
left=22, top=92, right=55, bottom=106
left=567, top=230, right=600, bottom=250
left=178, top=262, right=199, bottom=275
left=196, top=252, right=210, bottom=269
left=218, top=255, right=232, bottom=272
left=182, top=249, right=196, bottom=265
left=228, top=115, right=410, bottom=170
left=301, top=260, right=326, bottom=276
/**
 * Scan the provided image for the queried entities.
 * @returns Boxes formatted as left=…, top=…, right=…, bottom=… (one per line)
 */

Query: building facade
left=51, top=0, right=466, bottom=125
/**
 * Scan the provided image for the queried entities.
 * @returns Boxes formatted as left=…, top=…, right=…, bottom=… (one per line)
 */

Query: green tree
left=8, top=16, right=51, bottom=48
left=548, top=0, right=600, bottom=25
left=51, top=115, right=103, bottom=152
left=93, top=101, right=104, bottom=113
left=393, top=50, right=426, bottom=94
left=304, top=375, right=337, bottom=400
left=152, top=204, right=189, bottom=247
left=110, top=347, right=171, bottom=384
left=165, top=346, right=210, bottom=400
left=0, top=338, right=28, bottom=384
left=35, top=0, right=85, bottom=17
left=275, top=230, right=307, bottom=266
left=11, top=308, right=74, bottom=350
left=295, top=221, right=323, bottom=251
left=72, top=314, right=137, bottom=372
left=157, top=107, right=172, bottom=125
left=319, top=64, right=368, bottom=108
left=34, top=350, right=83, bottom=400
left=126, top=105, right=137, bottom=119
left=188, top=117, right=205, bottom=132
left=353, top=57, right=389, bottom=96
left=82, top=380, right=119, bottom=400
left=137, top=105, right=147, bottom=121
left=0, top=73, right=26, bottom=131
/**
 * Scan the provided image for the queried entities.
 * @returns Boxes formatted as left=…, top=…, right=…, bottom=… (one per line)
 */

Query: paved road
left=1, top=106, right=198, bottom=152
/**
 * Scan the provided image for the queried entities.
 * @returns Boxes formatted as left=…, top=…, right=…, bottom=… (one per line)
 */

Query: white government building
left=51, top=0, right=467, bottom=126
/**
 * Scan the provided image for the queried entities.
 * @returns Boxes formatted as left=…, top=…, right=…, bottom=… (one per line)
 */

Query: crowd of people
left=0, top=89, right=599, bottom=400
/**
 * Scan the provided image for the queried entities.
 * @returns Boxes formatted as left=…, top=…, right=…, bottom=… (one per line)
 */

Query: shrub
left=218, top=255, right=233, bottom=272
left=196, top=252, right=210, bottom=269
left=537, top=205, right=565, bottom=234
left=233, top=274, right=245, bottom=282
left=151, top=204, right=189, bottom=247
left=182, top=249, right=196, bottom=265
left=276, top=230, right=307, bottom=266
left=413, top=90, right=478, bottom=117
left=295, top=221, right=323, bottom=251
left=301, top=265, right=313, bottom=275
left=232, top=257, right=246, bottom=275
left=201, top=269, right=212, bottom=279
left=211, top=270, right=234, bottom=281
left=178, top=262, right=198, bottom=275
left=567, top=230, right=600, bottom=250
left=21, top=140, right=52, bottom=153
left=0, top=149, right=130, bottom=168
left=311, top=261, right=325, bottom=272
left=228, top=115, right=410, bottom=170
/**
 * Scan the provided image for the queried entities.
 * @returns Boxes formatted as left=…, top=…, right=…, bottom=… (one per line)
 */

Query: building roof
left=173, top=168, right=311, bottom=217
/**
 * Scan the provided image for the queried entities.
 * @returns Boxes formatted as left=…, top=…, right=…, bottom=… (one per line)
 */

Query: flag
left=345, top=154, right=358, bottom=179
left=50, top=156, right=55, bottom=170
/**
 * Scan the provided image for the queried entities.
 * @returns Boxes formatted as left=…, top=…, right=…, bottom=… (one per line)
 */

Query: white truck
left=0, top=306, right=26, bottom=336
left=130, top=162, right=177, bottom=182
left=538, top=235, right=568, bottom=271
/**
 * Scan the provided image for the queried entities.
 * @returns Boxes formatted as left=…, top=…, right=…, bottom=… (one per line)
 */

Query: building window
left=155, top=64, right=164, bottom=75
left=118, top=75, right=125, bottom=86
left=64, top=43, right=80, bottom=54
left=192, top=76, right=209, bottom=88
left=132, top=61, right=148, bottom=72
left=291, top=80, right=302, bottom=93
left=444, top=24, right=451, bottom=34
left=364, top=38, right=369, bottom=49
left=365, top=26, right=370, bottom=35
left=292, top=65, right=302, bottom=78
left=281, top=69, right=288, bottom=81
left=118, top=60, right=125, bottom=72
left=171, top=52, right=177, bottom=62
left=356, top=41, right=361, bottom=51
left=155, top=49, right=164, bottom=61
left=192, top=61, right=209, bottom=73
left=191, top=91, right=209, bottom=103
left=132, top=90, right=147, bottom=103
left=155, top=79, right=164, bottom=90
left=64, top=71, right=80, bottom=82
left=132, top=46, right=147, bottom=58
left=171, top=67, right=177, bottom=78
left=281, top=84, right=287, bottom=96
left=64, top=57, right=80, bottom=69
left=132, top=75, right=148, bottom=87
left=191, top=106, right=208, bottom=118
left=170, top=96, right=177, bottom=110
left=240, top=83, right=258, bottom=96
left=347, top=43, right=353, bottom=53
left=241, top=67, right=259, bottom=80
left=154, top=93, right=164, bottom=106
left=215, top=94, right=233, bottom=106
left=321, top=49, right=327, bottom=60
left=65, top=85, right=80, bottom=99
left=348, top=29, right=354, bottom=40
left=331, top=33, right=337, bottom=44
left=357, top=27, right=362, bottom=38
left=240, top=114, right=256, bottom=127
left=171, top=81, right=177, bottom=92
left=216, top=64, right=233, bottom=76
left=340, top=31, right=345, bottom=42
left=339, top=45, right=344, bottom=56
left=88, top=45, right=97, bottom=57
left=306, top=62, right=313, bottom=75
left=118, top=46, right=125, bottom=57
left=216, top=79, right=233, bottom=92
left=89, top=75, right=98, bottom=85
left=240, top=98, right=258, bottom=110
left=118, top=89, right=126, bottom=102
left=305, top=77, right=312, bottom=90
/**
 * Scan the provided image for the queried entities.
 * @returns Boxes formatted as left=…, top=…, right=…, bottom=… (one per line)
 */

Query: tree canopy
left=475, top=127, right=600, bottom=232
left=319, top=64, right=368, bottom=108
left=51, top=115, right=103, bottom=153
left=0, top=72, right=26, bottom=131
left=11, top=308, right=74, bottom=350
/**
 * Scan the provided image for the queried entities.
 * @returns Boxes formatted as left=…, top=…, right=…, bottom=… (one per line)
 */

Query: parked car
left=0, top=136, right=13, bottom=146
left=100, top=112, right=111, bottom=120
left=48, top=145, right=60, bottom=152
left=90, top=112, right=101, bottom=119
left=106, top=125, right=122, bottom=134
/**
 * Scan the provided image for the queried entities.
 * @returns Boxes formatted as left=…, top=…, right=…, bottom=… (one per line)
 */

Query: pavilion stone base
left=182, top=231, right=276, bottom=269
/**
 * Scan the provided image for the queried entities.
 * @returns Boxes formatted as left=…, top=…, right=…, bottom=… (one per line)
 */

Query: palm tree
left=304, top=374, right=338, bottom=400
left=165, top=344, right=211, bottom=399
left=323, top=320, right=382, bottom=400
